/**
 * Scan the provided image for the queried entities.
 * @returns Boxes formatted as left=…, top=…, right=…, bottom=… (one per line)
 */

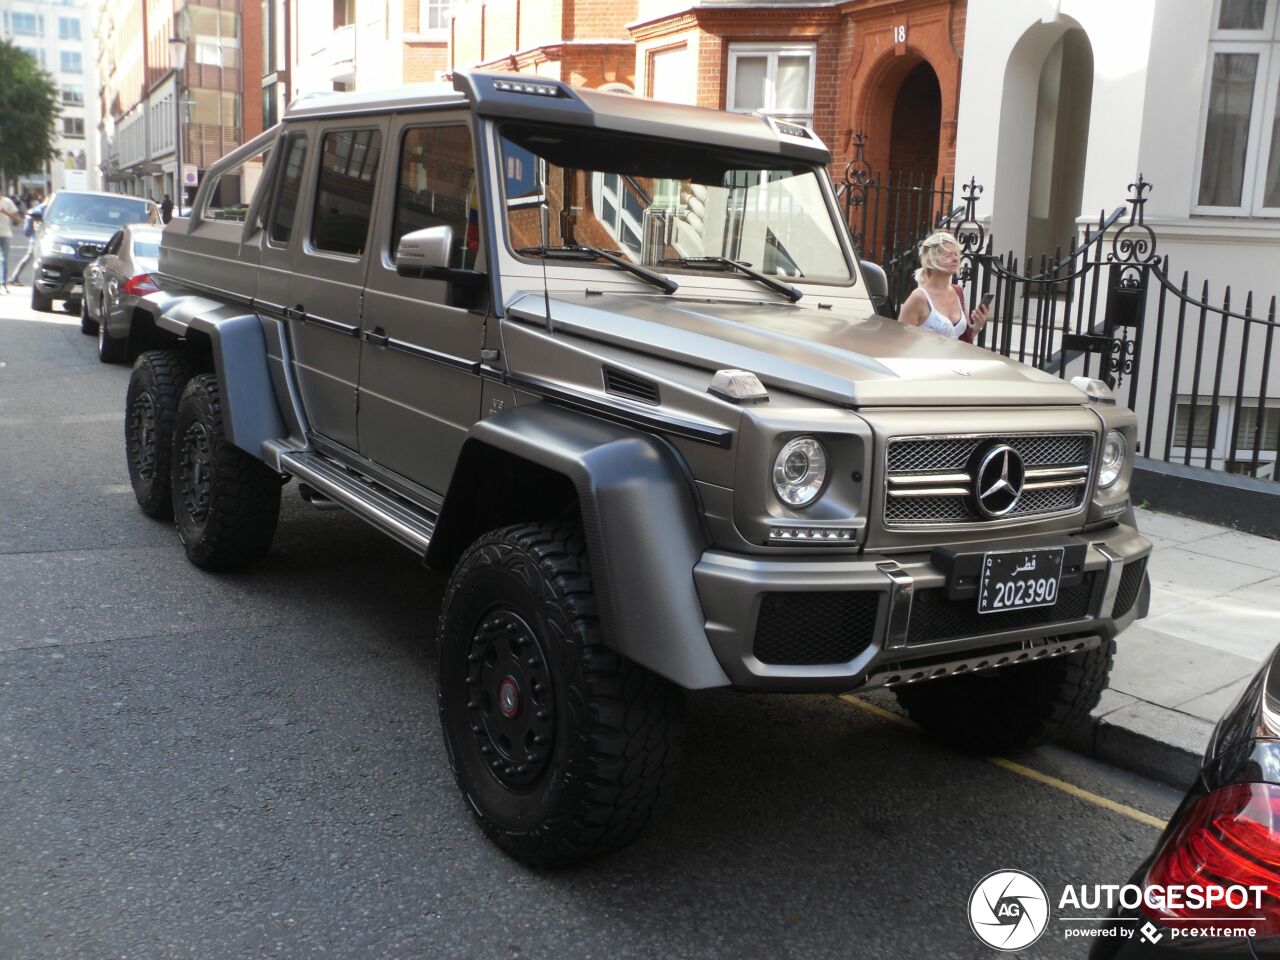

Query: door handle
left=363, top=327, right=390, bottom=347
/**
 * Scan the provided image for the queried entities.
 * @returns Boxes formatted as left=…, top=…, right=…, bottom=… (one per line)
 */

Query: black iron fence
left=941, top=175, right=1280, bottom=482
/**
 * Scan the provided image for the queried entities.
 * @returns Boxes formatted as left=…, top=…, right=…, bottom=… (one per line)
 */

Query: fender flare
left=150, top=291, right=287, bottom=459
left=427, top=403, right=730, bottom=690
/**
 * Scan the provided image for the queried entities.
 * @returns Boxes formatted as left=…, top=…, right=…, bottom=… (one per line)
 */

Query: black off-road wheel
left=80, top=297, right=98, bottom=335
left=893, top=639, right=1115, bottom=754
left=125, top=350, right=202, bottom=518
left=438, top=521, right=686, bottom=867
left=171, top=374, right=281, bottom=570
left=30, top=287, right=53, bottom=312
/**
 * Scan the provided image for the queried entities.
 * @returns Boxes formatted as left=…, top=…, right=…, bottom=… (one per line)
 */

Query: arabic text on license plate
left=977, top=548, right=1065, bottom=614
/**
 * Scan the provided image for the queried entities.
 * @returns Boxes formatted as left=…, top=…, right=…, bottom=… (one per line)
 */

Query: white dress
left=918, top=288, right=968, bottom=339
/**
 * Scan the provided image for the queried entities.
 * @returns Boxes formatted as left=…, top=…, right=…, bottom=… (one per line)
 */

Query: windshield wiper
left=518, top=245, right=678, bottom=295
left=660, top=256, right=802, bottom=303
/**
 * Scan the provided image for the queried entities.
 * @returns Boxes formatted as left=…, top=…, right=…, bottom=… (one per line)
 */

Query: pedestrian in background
left=8, top=202, right=43, bottom=287
left=161, top=194, right=173, bottom=224
left=897, top=230, right=989, bottom=342
left=0, top=194, right=21, bottom=294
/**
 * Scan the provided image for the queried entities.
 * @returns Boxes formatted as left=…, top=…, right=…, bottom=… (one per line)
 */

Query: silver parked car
left=81, top=225, right=162, bottom=363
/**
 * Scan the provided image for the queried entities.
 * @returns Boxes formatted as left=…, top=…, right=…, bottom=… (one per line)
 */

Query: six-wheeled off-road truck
left=120, top=70, right=1151, bottom=865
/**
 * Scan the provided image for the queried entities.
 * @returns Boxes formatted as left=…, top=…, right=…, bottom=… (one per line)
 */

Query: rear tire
left=893, top=640, right=1115, bottom=754
left=125, top=350, right=201, bottom=518
left=30, top=288, right=53, bottom=312
left=438, top=521, right=685, bottom=867
left=97, top=311, right=127, bottom=363
left=172, top=374, right=281, bottom=570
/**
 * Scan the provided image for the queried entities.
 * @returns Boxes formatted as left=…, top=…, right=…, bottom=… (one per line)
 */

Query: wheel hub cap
left=127, top=392, right=159, bottom=480
left=179, top=421, right=213, bottom=523
left=465, top=609, right=554, bottom=789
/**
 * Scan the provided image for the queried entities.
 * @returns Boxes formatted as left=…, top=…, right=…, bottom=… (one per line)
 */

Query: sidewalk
left=1068, top=506, right=1280, bottom=786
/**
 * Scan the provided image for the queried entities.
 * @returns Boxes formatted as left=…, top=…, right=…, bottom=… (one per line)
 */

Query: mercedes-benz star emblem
left=972, top=444, right=1025, bottom=518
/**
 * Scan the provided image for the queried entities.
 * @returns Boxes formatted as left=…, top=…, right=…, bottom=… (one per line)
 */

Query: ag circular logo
left=968, top=869, right=1050, bottom=951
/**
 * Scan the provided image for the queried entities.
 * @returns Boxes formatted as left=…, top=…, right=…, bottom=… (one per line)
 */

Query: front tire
left=125, top=350, right=201, bottom=518
left=893, top=640, right=1115, bottom=754
left=30, top=287, right=53, bottom=312
left=171, top=374, right=281, bottom=569
left=80, top=297, right=98, bottom=335
left=438, top=522, right=685, bottom=867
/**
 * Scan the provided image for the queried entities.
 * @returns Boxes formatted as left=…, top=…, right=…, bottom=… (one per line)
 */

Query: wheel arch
left=428, top=403, right=729, bottom=690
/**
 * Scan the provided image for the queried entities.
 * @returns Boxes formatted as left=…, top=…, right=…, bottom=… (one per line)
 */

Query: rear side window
left=200, top=145, right=270, bottom=223
left=391, top=125, right=478, bottom=269
left=311, top=128, right=382, bottom=256
left=270, top=131, right=308, bottom=245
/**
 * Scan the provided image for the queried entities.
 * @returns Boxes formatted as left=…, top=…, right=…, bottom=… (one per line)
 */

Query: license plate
left=977, top=548, right=1065, bottom=614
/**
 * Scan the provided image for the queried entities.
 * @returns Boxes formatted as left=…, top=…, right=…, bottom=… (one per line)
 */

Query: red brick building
left=449, top=0, right=967, bottom=186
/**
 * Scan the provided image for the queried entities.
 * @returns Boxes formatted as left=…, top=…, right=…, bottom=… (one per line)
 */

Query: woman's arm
left=898, top=289, right=927, bottom=327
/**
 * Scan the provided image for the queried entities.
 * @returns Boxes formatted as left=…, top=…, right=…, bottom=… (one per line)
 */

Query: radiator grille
left=754, top=591, right=880, bottom=665
left=905, top=573, right=1098, bottom=646
left=885, top=433, right=1094, bottom=526
left=1112, top=558, right=1148, bottom=618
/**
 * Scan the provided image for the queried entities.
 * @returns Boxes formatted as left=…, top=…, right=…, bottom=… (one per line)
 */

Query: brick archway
left=853, top=46, right=947, bottom=183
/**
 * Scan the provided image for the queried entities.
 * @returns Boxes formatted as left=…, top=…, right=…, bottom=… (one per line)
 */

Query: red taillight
left=122, top=273, right=159, bottom=296
left=1145, top=782, right=1280, bottom=935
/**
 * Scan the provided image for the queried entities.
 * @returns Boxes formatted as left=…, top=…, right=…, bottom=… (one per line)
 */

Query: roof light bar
left=492, top=79, right=562, bottom=98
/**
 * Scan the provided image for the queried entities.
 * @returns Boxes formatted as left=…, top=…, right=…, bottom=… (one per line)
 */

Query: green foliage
left=0, top=40, right=61, bottom=183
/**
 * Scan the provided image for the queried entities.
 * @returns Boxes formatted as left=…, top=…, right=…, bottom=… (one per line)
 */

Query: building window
left=190, top=90, right=242, bottom=128
left=334, top=0, right=355, bottom=28
left=60, top=50, right=82, bottom=73
left=419, top=0, right=455, bottom=31
left=190, top=7, right=241, bottom=69
left=727, top=44, right=817, bottom=128
left=3, top=12, right=44, bottom=36
left=61, top=85, right=84, bottom=106
left=1196, top=0, right=1280, bottom=215
left=62, top=117, right=85, bottom=138
left=648, top=45, right=694, bottom=105
left=58, top=16, right=80, bottom=40
left=19, top=46, right=45, bottom=67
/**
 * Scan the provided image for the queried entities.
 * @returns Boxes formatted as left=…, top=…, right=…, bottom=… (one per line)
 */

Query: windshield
left=47, top=194, right=155, bottom=229
left=498, top=124, right=852, bottom=285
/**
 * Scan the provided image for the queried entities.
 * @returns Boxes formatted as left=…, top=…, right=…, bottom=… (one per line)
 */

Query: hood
left=42, top=223, right=119, bottom=245
left=508, top=292, right=1088, bottom=407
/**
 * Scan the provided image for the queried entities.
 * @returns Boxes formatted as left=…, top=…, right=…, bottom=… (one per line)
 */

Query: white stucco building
left=954, top=0, right=1280, bottom=476
left=2, top=0, right=100, bottom=195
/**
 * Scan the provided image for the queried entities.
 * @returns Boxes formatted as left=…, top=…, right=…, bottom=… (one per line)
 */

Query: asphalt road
left=0, top=289, right=1185, bottom=960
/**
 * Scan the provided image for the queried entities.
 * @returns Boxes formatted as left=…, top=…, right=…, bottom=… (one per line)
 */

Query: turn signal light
left=1144, top=782, right=1280, bottom=936
left=122, top=274, right=159, bottom=296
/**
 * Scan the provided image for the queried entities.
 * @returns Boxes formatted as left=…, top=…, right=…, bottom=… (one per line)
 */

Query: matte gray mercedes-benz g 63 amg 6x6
left=122, top=70, right=1151, bottom=866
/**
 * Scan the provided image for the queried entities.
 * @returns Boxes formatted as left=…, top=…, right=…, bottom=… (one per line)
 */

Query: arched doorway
left=995, top=20, right=1094, bottom=259
left=889, top=61, right=942, bottom=183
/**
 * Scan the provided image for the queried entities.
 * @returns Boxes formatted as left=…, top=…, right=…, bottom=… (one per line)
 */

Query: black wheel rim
left=465, top=608, right=555, bottom=789
left=127, top=392, right=159, bottom=481
left=178, top=421, right=213, bottom=523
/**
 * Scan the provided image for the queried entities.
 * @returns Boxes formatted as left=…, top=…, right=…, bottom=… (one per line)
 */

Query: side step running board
left=279, top=450, right=436, bottom=554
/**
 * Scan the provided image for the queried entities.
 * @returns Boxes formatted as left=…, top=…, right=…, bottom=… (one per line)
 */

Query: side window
left=200, top=145, right=270, bottom=223
left=269, top=131, right=309, bottom=245
left=391, top=125, right=478, bottom=269
left=312, top=128, right=382, bottom=256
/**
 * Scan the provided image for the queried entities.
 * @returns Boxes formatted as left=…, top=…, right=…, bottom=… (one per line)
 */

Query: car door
left=356, top=114, right=484, bottom=493
left=285, top=119, right=390, bottom=451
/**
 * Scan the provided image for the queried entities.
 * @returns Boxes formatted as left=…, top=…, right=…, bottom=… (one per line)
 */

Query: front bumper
left=693, top=521, right=1151, bottom=692
left=35, top=254, right=93, bottom=301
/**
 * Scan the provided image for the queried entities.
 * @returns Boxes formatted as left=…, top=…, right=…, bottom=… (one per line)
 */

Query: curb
left=1060, top=693, right=1212, bottom=790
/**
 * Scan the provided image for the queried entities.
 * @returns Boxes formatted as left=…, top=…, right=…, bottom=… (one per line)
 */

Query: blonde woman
left=897, top=231, right=988, bottom=342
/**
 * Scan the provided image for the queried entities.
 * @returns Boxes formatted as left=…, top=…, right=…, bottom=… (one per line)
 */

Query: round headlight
left=773, top=436, right=828, bottom=507
left=1099, top=430, right=1127, bottom=489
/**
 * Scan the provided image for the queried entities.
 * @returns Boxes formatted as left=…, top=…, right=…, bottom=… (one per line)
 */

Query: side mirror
left=860, top=259, right=892, bottom=317
left=395, top=224, right=487, bottom=309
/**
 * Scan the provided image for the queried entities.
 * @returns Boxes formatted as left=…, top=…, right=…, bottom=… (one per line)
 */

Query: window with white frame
left=727, top=44, right=816, bottom=128
left=3, top=12, right=44, bottom=36
left=58, top=16, right=80, bottom=41
left=1196, top=0, right=1280, bottom=215
left=419, top=0, right=455, bottom=32
left=60, top=50, right=82, bottom=73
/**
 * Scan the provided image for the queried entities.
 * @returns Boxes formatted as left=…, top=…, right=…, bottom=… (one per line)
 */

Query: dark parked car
left=29, top=191, right=159, bottom=313
left=81, top=225, right=162, bottom=363
left=1091, top=643, right=1280, bottom=959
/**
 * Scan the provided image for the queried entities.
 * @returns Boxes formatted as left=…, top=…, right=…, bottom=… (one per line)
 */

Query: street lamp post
left=167, top=34, right=187, bottom=216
